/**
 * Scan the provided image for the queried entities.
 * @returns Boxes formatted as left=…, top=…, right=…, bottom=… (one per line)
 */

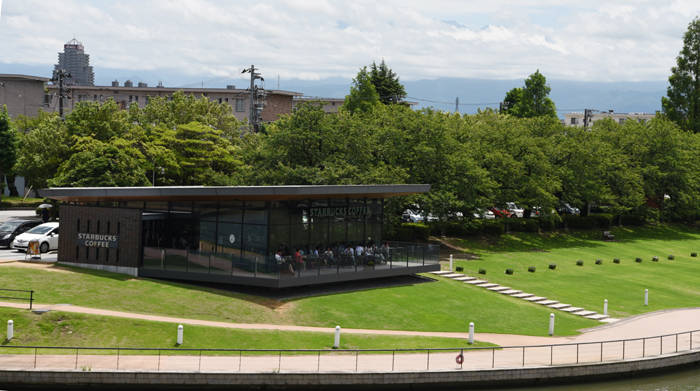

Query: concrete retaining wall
left=2, top=349, right=700, bottom=390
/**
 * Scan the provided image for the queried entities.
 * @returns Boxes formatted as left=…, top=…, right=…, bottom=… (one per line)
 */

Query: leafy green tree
left=13, top=112, right=69, bottom=191
left=505, top=70, right=558, bottom=119
left=49, top=140, right=150, bottom=187
left=370, top=60, right=407, bottom=105
left=64, top=99, right=132, bottom=143
left=0, top=106, right=18, bottom=201
left=662, top=17, right=700, bottom=133
left=343, top=66, right=382, bottom=114
left=502, top=87, right=522, bottom=114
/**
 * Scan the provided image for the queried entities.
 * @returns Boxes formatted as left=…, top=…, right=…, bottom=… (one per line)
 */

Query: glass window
left=195, top=202, right=218, bottom=221
left=244, top=202, right=267, bottom=225
left=217, top=222, right=242, bottom=256
left=219, top=202, right=243, bottom=223
left=367, top=198, right=383, bottom=221
left=145, top=202, right=168, bottom=212
left=171, top=202, right=193, bottom=212
left=270, top=201, right=291, bottom=225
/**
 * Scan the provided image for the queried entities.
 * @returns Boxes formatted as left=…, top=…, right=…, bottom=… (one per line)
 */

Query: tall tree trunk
left=6, top=174, right=19, bottom=197
left=0, top=172, right=4, bottom=202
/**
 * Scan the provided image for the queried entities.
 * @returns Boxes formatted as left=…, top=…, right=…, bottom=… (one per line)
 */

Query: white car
left=506, top=202, right=524, bottom=218
left=473, top=208, right=495, bottom=219
left=12, top=222, right=60, bottom=253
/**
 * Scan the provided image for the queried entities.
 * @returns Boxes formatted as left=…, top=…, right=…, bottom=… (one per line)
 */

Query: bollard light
left=7, top=320, right=13, bottom=341
left=645, top=289, right=649, bottom=306
left=450, top=254, right=453, bottom=272
left=177, top=325, right=183, bottom=345
left=468, top=322, right=474, bottom=344
left=604, top=299, right=608, bottom=316
left=549, top=313, right=555, bottom=336
left=333, top=326, right=341, bottom=349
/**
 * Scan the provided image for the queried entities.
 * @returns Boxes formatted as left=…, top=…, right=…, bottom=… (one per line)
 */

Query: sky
left=0, top=0, right=698, bottom=85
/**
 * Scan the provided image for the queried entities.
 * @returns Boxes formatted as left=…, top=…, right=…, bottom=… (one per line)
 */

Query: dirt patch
left=0, top=262, right=75, bottom=273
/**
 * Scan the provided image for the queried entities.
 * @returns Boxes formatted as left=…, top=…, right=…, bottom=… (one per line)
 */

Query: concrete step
left=430, top=271, right=453, bottom=275
left=585, top=314, right=610, bottom=321
left=453, top=276, right=476, bottom=281
left=465, top=279, right=488, bottom=285
left=538, top=300, right=560, bottom=306
left=441, top=273, right=465, bottom=278
left=572, top=310, right=597, bottom=317
left=500, top=290, right=523, bottom=295
left=548, top=303, right=572, bottom=310
left=487, top=286, right=511, bottom=292
left=478, top=283, right=500, bottom=288
left=523, top=296, right=548, bottom=302
left=511, top=293, right=535, bottom=299
left=560, top=307, right=584, bottom=313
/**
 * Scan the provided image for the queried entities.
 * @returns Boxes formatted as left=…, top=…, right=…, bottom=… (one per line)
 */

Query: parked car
left=0, top=219, right=43, bottom=248
left=506, top=202, right=524, bottom=218
left=473, top=208, right=495, bottom=219
left=488, top=206, right=513, bottom=218
left=12, top=222, right=60, bottom=253
left=557, top=202, right=580, bottom=216
left=401, top=210, right=425, bottom=223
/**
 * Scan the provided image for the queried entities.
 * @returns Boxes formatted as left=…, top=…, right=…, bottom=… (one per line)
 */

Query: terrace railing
left=0, top=288, right=34, bottom=309
left=141, top=242, right=440, bottom=282
left=1, top=329, right=699, bottom=372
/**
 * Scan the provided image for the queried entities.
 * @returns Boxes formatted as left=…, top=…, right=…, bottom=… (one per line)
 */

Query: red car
left=488, top=206, right=513, bottom=218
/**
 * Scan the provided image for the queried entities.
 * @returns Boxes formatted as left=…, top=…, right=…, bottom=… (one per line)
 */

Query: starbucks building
left=43, top=185, right=440, bottom=288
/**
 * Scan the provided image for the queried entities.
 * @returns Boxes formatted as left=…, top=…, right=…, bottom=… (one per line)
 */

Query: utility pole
left=51, top=69, right=71, bottom=120
left=499, top=102, right=510, bottom=115
left=455, top=97, right=459, bottom=113
left=583, top=109, right=597, bottom=128
left=241, top=65, right=266, bottom=132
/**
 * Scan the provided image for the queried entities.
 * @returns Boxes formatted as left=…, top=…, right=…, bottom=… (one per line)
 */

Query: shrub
left=456, top=266, right=464, bottom=272
left=366, top=262, right=374, bottom=267
left=595, top=259, right=603, bottom=265
left=482, top=221, right=505, bottom=236
left=507, top=219, right=540, bottom=233
left=563, top=215, right=597, bottom=229
left=505, top=268, right=514, bottom=275
left=693, top=252, right=697, bottom=257
left=478, top=268, right=486, bottom=275
left=549, top=263, right=556, bottom=270
left=668, top=255, right=675, bottom=260
left=402, top=223, right=430, bottom=240
left=621, top=214, right=646, bottom=226
left=636, top=257, right=643, bottom=263
left=388, top=227, right=413, bottom=242
left=590, top=214, right=614, bottom=229
left=536, top=213, right=562, bottom=231
left=576, top=260, right=584, bottom=266
left=652, top=256, right=659, bottom=262
left=613, top=258, right=621, bottom=264
left=528, top=266, right=536, bottom=272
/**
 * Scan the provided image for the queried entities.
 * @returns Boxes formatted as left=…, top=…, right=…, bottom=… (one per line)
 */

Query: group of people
left=275, top=242, right=391, bottom=274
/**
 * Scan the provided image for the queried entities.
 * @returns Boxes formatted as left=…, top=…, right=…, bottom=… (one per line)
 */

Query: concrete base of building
left=58, top=261, right=138, bottom=277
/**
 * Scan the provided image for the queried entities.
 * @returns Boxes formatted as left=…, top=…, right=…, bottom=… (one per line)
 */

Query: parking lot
left=0, top=209, right=58, bottom=262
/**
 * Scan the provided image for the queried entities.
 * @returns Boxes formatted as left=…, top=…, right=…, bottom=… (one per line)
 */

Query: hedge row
left=388, top=212, right=646, bottom=240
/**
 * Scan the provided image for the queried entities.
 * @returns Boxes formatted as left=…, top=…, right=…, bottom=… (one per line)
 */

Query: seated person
left=342, top=246, right=355, bottom=265
left=364, top=245, right=376, bottom=264
left=323, top=246, right=337, bottom=266
left=294, top=248, right=306, bottom=270
left=276, top=250, right=294, bottom=274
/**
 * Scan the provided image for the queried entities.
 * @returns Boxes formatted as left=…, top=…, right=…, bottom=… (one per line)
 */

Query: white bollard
left=645, top=289, right=649, bottom=306
left=604, top=299, right=608, bottom=316
left=333, top=326, right=341, bottom=349
left=177, top=325, right=183, bottom=345
left=549, top=313, right=555, bottom=336
left=468, top=322, right=474, bottom=344
left=450, top=254, right=453, bottom=272
left=7, top=320, right=13, bottom=341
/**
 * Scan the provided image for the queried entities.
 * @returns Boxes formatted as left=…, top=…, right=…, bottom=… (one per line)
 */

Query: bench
left=603, top=231, right=615, bottom=241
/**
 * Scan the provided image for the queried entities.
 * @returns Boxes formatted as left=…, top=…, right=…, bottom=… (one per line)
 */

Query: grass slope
left=450, top=224, right=700, bottom=318
left=0, top=308, right=490, bottom=352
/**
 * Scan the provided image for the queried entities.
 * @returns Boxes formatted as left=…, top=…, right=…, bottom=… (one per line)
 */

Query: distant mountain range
left=0, top=63, right=668, bottom=117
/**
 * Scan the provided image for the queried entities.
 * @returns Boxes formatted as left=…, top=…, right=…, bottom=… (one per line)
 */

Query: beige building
left=564, top=110, right=656, bottom=127
left=293, top=97, right=418, bottom=113
left=46, top=82, right=302, bottom=123
left=0, top=74, right=50, bottom=118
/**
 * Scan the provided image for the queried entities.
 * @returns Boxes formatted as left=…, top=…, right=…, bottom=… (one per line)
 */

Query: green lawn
left=0, top=308, right=491, bottom=352
left=449, top=224, right=700, bottom=318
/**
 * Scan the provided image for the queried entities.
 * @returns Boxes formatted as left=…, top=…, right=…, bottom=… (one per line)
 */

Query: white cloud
left=0, top=0, right=698, bottom=82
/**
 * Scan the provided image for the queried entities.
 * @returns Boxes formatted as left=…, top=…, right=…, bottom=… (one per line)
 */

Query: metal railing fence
left=0, top=288, right=34, bottom=309
left=1, top=329, right=698, bottom=372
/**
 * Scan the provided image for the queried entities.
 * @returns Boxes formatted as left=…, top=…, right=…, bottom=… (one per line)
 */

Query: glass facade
left=141, top=198, right=387, bottom=275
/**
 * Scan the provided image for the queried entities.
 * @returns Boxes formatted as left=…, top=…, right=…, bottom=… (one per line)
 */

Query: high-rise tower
left=54, top=38, right=94, bottom=86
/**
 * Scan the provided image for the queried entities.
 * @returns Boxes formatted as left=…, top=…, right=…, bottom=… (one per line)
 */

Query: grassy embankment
left=0, top=307, right=490, bottom=353
left=448, top=224, right=700, bottom=319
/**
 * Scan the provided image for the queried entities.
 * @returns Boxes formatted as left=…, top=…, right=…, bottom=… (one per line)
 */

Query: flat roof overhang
left=41, top=185, right=431, bottom=203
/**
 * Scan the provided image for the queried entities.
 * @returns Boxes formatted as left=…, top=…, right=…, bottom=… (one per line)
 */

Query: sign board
left=309, top=206, right=372, bottom=218
left=77, top=233, right=119, bottom=248
left=27, top=241, right=40, bottom=256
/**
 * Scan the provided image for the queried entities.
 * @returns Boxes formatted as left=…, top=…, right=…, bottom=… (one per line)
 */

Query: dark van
left=0, top=219, right=42, bottom=248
